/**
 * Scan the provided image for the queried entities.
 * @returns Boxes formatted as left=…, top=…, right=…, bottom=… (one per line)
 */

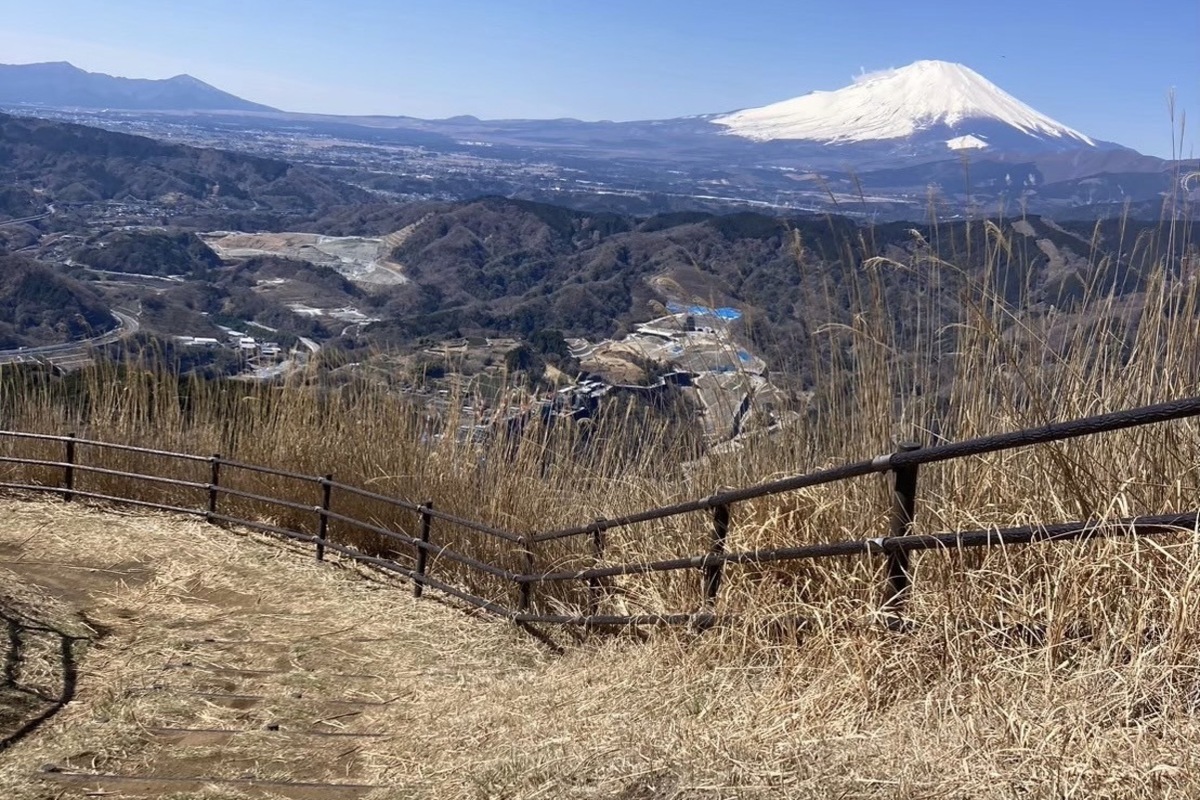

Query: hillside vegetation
left=71, top=229, right=223, bottom=277
left=0, top=112, right=368, bottom=219
left=321, top=197, right=1193, bottom=386
left=0, top=254, right=115, bottom=348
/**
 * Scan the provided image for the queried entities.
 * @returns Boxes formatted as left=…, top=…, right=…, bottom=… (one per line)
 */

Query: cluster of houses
left=174, top=330, right=282, bottom=359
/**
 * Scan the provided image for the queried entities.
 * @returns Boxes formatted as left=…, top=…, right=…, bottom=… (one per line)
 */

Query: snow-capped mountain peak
left=713, top=60, right=1097, bottom=151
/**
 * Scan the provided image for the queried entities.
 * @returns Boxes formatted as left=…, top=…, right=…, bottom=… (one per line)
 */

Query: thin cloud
left=853, top=66, right=898, bottom=84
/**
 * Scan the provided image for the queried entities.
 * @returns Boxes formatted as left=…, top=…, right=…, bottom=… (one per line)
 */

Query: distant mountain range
left=1, top=59, right=1193, bottom=219
left=0, top=62, right=275, bottom=112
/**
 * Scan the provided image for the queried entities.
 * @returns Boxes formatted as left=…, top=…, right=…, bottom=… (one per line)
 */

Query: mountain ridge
left=0, top=111, right=367, bottom=223
left=0, top=62, right=275, bottom=112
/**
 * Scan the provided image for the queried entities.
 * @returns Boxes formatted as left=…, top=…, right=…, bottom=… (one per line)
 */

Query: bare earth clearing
left=201, top=232, right=409, bottom=286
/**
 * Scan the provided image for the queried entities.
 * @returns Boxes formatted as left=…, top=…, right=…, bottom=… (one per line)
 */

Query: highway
left=0, top=204, right=56, bottom=228
left=0, top=311, right=140, bottom=368
left=0, top=203, right=141, bottom=369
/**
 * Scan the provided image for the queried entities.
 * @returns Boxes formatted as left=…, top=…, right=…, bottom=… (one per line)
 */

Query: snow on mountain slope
left=946, top=134, right=990, bottom=150
left=713, top=60, right=1096, bottom=149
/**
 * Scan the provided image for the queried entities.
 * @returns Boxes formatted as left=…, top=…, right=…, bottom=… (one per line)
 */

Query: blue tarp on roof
left=666, top=303, right=743, bottom=321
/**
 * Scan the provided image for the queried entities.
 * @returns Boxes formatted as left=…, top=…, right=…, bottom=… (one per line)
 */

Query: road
left=0, top=204, right=140, bottom=369
left=0, top=204, right=56, bottom=228
left=0, top=311, right=139, bottom=368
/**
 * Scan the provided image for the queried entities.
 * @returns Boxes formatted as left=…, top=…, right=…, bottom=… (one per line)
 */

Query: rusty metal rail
left=532, top=395, right=1200, bottom=543
left=0, top=394, right=1197, bottom=629
left=516, top=511, right=1200, bottom=585
left=328, top=480, right=522, bottom=542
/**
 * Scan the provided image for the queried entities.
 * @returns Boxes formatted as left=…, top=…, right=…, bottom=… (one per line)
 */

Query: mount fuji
left=712, top=60, right=1120, bottom=156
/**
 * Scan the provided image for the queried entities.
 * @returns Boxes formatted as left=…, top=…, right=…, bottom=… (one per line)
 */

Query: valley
left=3, top=157, right=1193, bottom=448
left=15, top=103, right=1190, bottom=223
left=0, top=62, right=1195, bottom=450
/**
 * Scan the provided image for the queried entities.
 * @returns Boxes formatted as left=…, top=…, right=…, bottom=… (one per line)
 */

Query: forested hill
left=0, top=254, right=115, bottom=349
left=322, top=197, right=1190, bottom=379
left=0, top=112, right=369, bottom=218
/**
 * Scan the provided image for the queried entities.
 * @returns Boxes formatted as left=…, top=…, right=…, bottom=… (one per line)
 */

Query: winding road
left=0, top=204, right=56, bottom=228
left=0, top=311, right=139, bottom=368
left=0, top=203, right=143, bottom=369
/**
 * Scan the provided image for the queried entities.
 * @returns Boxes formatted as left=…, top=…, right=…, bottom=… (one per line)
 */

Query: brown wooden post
left=62, top=433, right=76, bottom=502
left=315, top=474, right=333, bottom=561
left=206, top=454, right=220, bottom=524
left=518, top=536, right=534, bottom=613
left=704, top=504, right=731, bottom=606
left=588, top=522, right=606, bottom=617
left=413, top=501, right=433, bottom=598
left=882, top=441, right=921, bottom=619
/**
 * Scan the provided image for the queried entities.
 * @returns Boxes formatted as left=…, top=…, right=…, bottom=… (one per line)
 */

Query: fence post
left=62, top=433, right=76, bottom=502
left=588, top=522, right=606, bottom=617
left=704, top=503, right=731, bottom=606
left=882, top=441, right=922, bottom=620
left=315, top=474, right=333, bottom=562
left=413, top=501, right=433, bottom=598
left=518, top=536, right=534, bottom=614
left=206, top=454, right=220, bottom=524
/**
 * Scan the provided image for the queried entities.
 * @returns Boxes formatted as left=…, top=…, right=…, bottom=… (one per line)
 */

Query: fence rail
left=1, top=394, right=1199, bottom=629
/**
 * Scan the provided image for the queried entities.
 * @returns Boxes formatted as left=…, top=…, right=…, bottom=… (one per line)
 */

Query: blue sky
left=2, top=0, right=1196, bottom=157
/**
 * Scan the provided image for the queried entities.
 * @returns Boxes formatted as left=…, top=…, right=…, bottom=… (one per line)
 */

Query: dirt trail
left=0, top=500, right=547, bottom=799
